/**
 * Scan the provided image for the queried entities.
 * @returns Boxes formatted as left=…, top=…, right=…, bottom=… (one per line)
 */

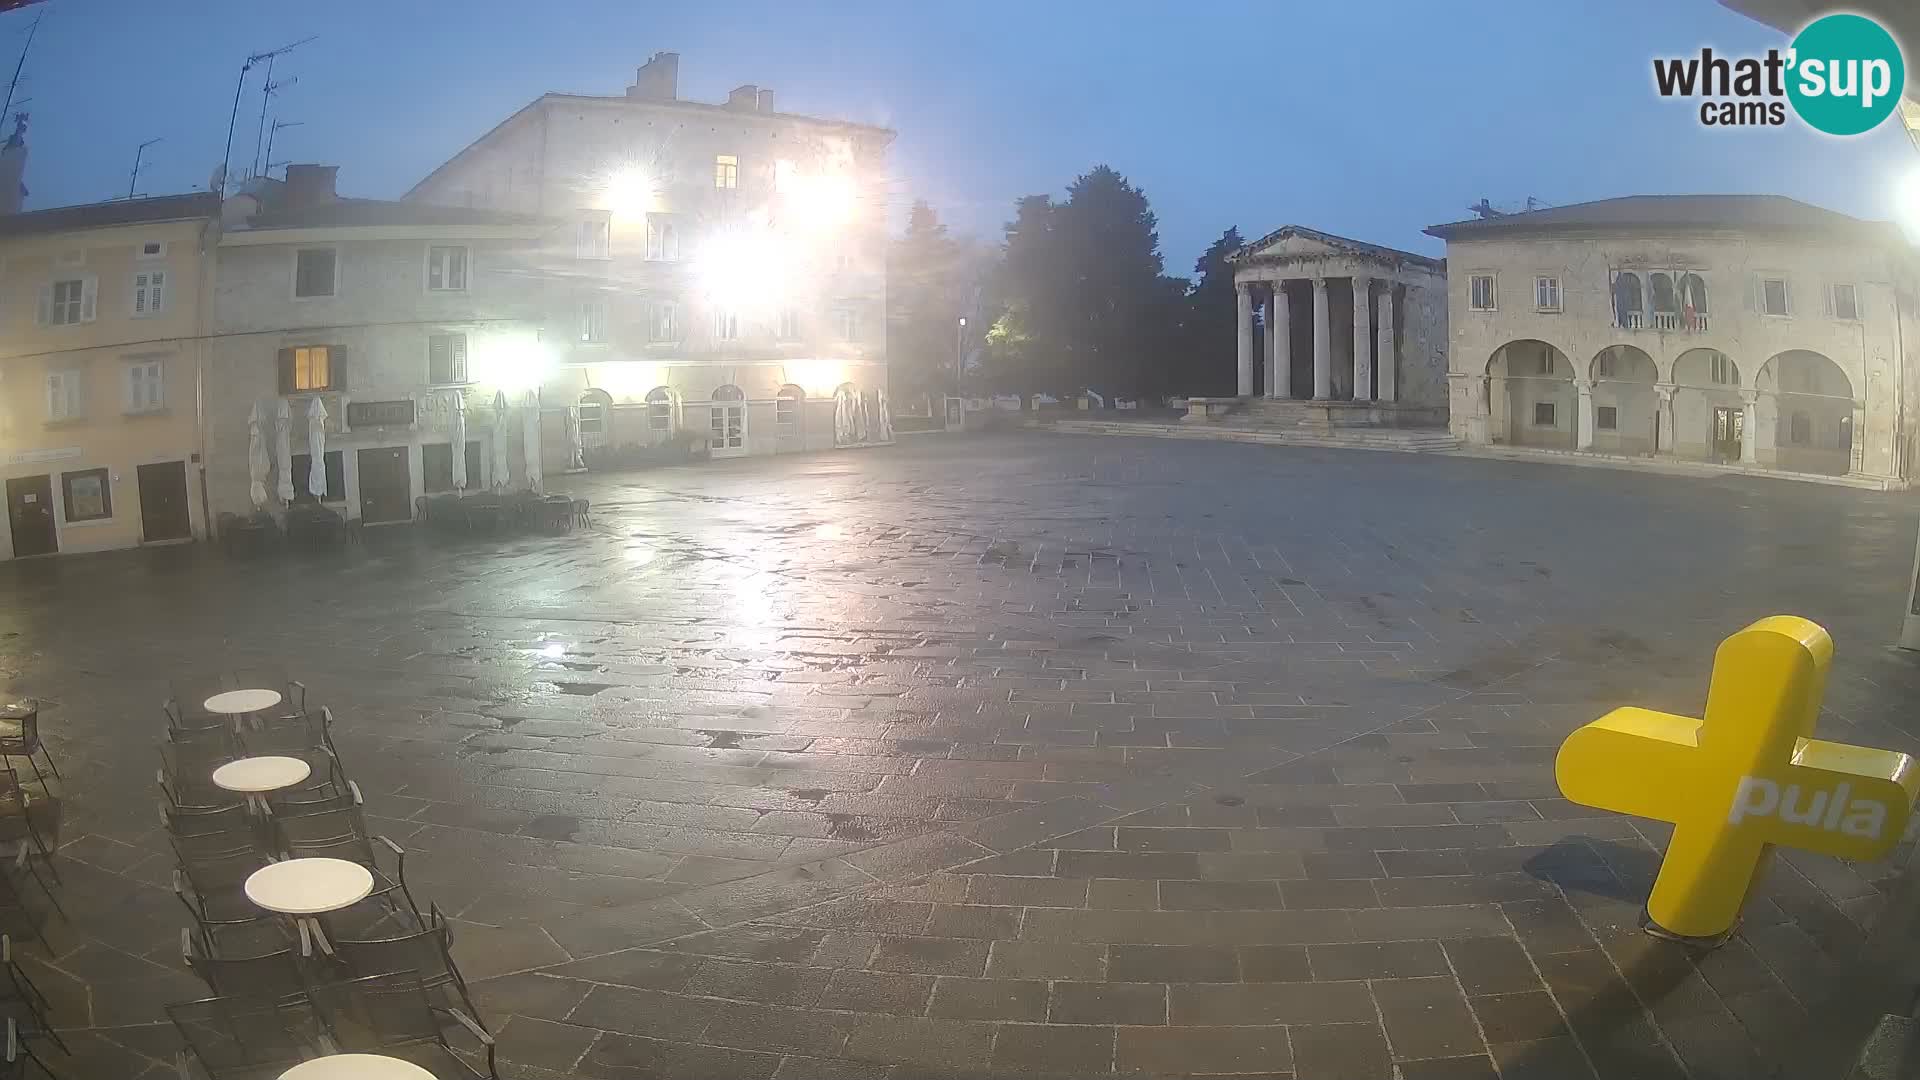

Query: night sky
left=20, top=0, right=1919, bottom=268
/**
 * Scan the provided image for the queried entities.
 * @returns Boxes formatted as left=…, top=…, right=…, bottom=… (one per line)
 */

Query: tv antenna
left=251, top=74, right=297, bottom=179
left=0, top=10, right=40, bottom=125
left=262, top=119, right=302, bottom=178
left=127, top=136, right=161, bottom=198
left=219, top=35, right=315, bottom=195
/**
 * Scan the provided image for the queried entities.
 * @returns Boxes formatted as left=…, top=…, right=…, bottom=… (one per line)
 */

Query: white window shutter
left=151, top=271, right=165, bottom=313
left=44, top=373, right=58, bottom=418
left=1782, top=280, right=1792, bottom=317
left=80, top=278, right=97, bottom=322
left=452, top=334, right=467, bottom=381
left=1823, top=284, right=1834, bottom=318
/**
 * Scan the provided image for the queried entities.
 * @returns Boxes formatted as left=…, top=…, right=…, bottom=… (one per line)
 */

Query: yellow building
left=0, top=194, right=216, bottom=559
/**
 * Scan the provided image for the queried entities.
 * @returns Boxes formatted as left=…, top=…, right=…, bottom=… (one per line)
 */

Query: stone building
left=1426, top=196, right=1920, bottom=484
left=1229, top=226, right=1449, bottom=427
left=0, top=184, right=217, bottom=560
left=405, top=52, right=896, bottom=461
left=204, top=166, right=551, bottom=524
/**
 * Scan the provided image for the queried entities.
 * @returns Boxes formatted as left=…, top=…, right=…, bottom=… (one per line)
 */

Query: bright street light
left=1895, top=166, right=1920, bottom=237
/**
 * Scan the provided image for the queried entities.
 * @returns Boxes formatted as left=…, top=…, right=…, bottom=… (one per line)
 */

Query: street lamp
left=956, top=316, right=968, bottom=394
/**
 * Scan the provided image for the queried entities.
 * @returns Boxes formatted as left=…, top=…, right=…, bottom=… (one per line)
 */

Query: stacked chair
left=157, top=676, right=497, bottom=1080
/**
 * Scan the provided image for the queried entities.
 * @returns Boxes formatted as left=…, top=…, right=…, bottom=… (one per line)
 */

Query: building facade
left=204, top=166, right=551, bottom=525
left=0, top=193, right=216, bottom=559
left=1428, top=196, right=1920, bottom=483
left=405, top=52, right=897, bottom=463
left=1229, top=226, right=1449, bottom=425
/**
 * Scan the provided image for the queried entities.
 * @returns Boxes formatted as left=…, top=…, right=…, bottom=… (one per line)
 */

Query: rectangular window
left=647, top=301, right=679, bottom=343
left=290, top=451, right=346, bottom=502
left=777, top=394, right=798, bottom=429
left=125, top=359, right=164, bottom=413
left=428, top=333, right=468, bottom=384
left=777, top=308, right=800, bottom=341
left=714, top=154, right=738, bottom=190
left=1711, top=353, right=1733, bottom=385
left=294, top=249, right=337, bottom=298
left=1761, top=277, right=1789, bottom=317
left=426, top=245, right=468, bottom=291
left=1469, top=274, right=1496, bottom=311
left=1532, top=401, right=1556, bottom=427
left=279, top=345, right=338, bottom=394
left=43, top=278, right=92, bottom=325
left=60, top=467, right=110, bottom=522
left=580, top=300, right=608, bottom=343
left=137, top=240, right=166, bottom=259
left=45, top=370, right=83, bottom=421
left=713, top=308, right=739, bottom=341
left=834, top=308, right=857, bottom=342
left=1596, top=405, right=1617, bottom=430
left=648, top=397, right=673, bottom=432
left=645, top=215, right=681, bottom=261
left=1534, top=276, right=1561, bottom=312
left=577, top=217, right=611, bottom=259
left=1596, top=354, right=1614, bottom=379
left=577, top=400, right=605, bottom=436
left=1831, top=283, right=1859, bottom=321
left=132, top=270, right=166, bottom=316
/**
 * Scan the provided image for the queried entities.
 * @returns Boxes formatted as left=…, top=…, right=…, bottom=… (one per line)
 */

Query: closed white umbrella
left=247, top=402, right=270, bottom=511
left=305, top=397, right=328, bottom=499
left=491, top=390, right=511, bottom=492
left=877, top=388, right=894, bottom=443
left=834, top=391, right=852, bottom=446
left=564, top=406, right=584, bottom=470
left=521, top=389, right=543, bottom=492
left=449, top=391, right=468, bottom=492
left=273, top=399, right=294, bottom=503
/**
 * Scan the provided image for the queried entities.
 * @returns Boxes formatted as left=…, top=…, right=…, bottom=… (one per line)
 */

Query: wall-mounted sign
left=346, top=400, right=415, bottom=428
left=5, top=447, right=81, bottom=466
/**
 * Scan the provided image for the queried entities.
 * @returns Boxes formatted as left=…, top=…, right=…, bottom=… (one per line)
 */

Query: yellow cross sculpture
left=1555, top=615, right=1920, bottom=941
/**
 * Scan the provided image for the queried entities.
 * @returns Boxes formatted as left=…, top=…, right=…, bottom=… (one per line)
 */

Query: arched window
left=577, top=389, right=611, bottom=444
left=645, top=387, right=673, bottom=433
left=1613, top=273, right=1643, bottom=328
left=710, top=385, right=746, bottom=455
left=777, top=384, right=804, bottom=434
left=1681, top=273, right=1708, bottom=315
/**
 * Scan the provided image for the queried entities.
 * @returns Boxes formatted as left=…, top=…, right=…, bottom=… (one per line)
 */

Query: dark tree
left=886, top=201, right=968, bottom=405
left=1051, top=166, right=1173, bottom=398
left=1182, top=226, right=1244, bottom=396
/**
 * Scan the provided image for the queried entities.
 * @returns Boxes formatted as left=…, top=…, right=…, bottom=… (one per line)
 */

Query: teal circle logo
left=1787, top=14, right=1906, bottom=136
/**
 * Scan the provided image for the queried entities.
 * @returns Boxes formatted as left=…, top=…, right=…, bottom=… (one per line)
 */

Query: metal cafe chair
left=0, top=850, right=61, bottom=955
left=157, top=743, right=243, bottom=813
left=0, top=937, right=66, bottom=1060
left=307, top=971, right=498, bottom=1080
left=172, top=849, right=271, bottom=941
left=0, top=774, right=56, bottom=886
left=274, top=793, right=419, bottom=920
left=166, top=994, right=314, bottom=1080
left=0, top=705, right=57, bottom=803
left=0, top=1017, right=55, bottom=1080
left=164, top=803, right=258, bottom=857
left=334, top=903, right=481, bottom=1022
left=181, top=927, right=308, bottom=1009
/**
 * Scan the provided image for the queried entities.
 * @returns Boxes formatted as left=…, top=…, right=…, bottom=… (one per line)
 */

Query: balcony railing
left=1653, top=312, right=1679, bottom=331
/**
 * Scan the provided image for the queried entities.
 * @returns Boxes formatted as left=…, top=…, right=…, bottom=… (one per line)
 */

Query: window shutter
left=80, top=278, right=97, bottom=323
left=277, top=348, right=296, bottom=395
left=35, top=284, right=49, bottom=326
left=1823, top=284, right=1834, bottom=318
left=330, top=345, right=346, bottom=391
left=1782, top=280, right=1793, bottom=317
left=452, top=334, right=467, bottom=381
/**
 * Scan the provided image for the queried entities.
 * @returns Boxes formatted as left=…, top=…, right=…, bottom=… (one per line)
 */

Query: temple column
left=1352, top=276, right=1373, bottom=402
left=1312, top=278, right=1332, bottom=400
left=1375, top=285, right=1396, bottom=403
left=1236, top=283, right=1254, bottom=398
left=1270, top=284, right=1291, bottom=400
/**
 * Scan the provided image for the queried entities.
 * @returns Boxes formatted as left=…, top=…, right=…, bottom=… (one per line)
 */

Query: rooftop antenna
left=251, top=74, right=297, bottom=179
left=127, top=136, right=161, bottom=199
left=1467, top=198, right=1503, bottom=220
left=219, top=35, right=315, bottom=196
left=0, top=11, right=42, bottom=126
left=262, top=119, right=302, bottom=179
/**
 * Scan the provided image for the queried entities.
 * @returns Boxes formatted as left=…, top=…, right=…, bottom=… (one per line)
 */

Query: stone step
left=1045, top=420, right=1460, bottom=453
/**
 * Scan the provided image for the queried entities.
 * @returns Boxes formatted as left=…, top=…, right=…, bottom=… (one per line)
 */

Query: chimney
left=281, top=164, right=338, bottom=210
left=726, top=84, right=759, bottom=110
left=627, top=51, right=679, bottom=101
left=0, top=113, right=28, bottom=215
left=755, top=88, right=776, bottom=113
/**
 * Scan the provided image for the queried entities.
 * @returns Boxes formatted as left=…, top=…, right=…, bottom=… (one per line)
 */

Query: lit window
left=1533, top=401, right=1556, bottom=426
left=45, top=370, right=83, bottom=421
left=645, top=215, right=681, bottom=261
left=124, top=359, right=164, bottom=413
left=1469, top=274, right=1496, bottom=311
left=581, top=299, right=608, bottom=343
left=132, top=270, right=166, bottom=316
left=1534, top=276, right=1560, bottom=312
left=1761, top=278, right=1789, bottom=317
left=713, top=308, right=739, bottom=341
left=61, top=468, right=110, bottom=522
left=428, top=333, right=468, bottom=383
left=1596, top=405, right=1617, bottom=430
left=577, top=217, right=611, bottom=259
left=427, top=246, right=468, bottom=291
left=714, top=154, right=738, bottom=190
left=1830, top=283, right=1859, bottom=321
left=294, top=249, right=336, bottom=298
left=42, top=278, right=93, bottom=325
left=280, top=345, right=337, bottom=393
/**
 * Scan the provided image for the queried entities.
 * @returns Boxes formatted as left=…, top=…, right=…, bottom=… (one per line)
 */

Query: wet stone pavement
left=3, top=430, right=1920, bottom=1078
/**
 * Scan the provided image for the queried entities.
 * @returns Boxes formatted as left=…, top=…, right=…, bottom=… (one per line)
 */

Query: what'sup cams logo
left=1654, top=12, right=1906, bottom=135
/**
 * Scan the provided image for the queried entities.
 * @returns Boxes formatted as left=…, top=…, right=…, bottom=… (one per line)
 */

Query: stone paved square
left=4, top=430, right=1920, bottom=1078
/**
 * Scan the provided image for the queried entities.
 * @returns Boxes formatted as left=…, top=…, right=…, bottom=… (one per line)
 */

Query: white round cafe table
left=212, top=756, right=311, bottom=816
left=245, top=858, right=374, bottom=958
left=204, top=688, right=282, bottom=717
left=278, top=1054, right=436, bottom=1080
